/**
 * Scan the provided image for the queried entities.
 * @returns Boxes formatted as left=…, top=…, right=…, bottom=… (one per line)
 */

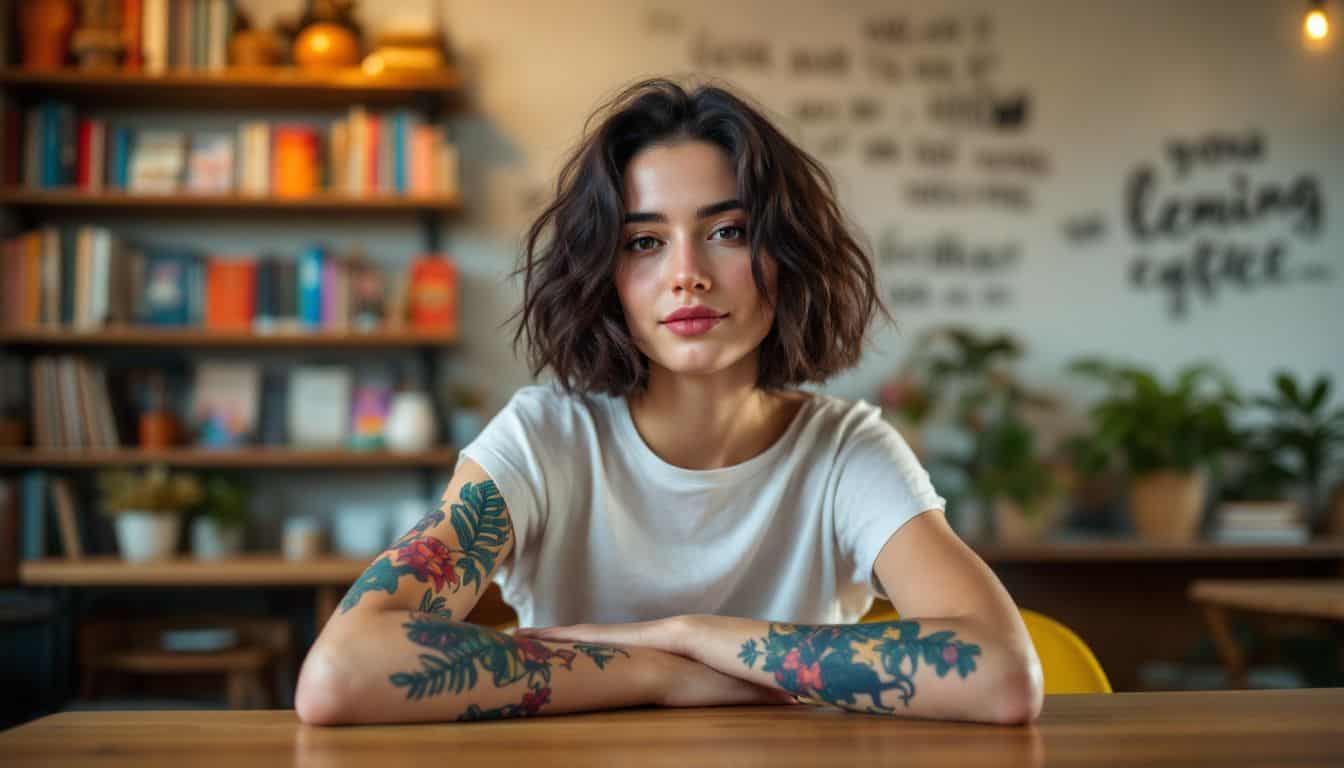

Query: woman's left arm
left=516, top=510, right=1043, bottom=725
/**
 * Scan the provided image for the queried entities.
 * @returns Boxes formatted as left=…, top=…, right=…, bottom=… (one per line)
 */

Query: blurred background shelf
left=0, top=447, right=460, bottom=469
left=970, top=538, right=1344, bottom=562
left=0, top=328, right=458, bottom=349
left=0, top=68, right=464, bottom=110
left=0, top=189, right=463, bottom=215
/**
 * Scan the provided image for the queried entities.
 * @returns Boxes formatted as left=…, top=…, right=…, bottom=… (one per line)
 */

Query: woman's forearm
left=297, top=609, right=663, bottom=724
left=675, top=615, right=1043, bottom=724
left=297, top=609, right=791, bottom=725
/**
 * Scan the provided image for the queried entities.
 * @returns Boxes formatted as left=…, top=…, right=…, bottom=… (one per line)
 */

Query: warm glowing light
left=1305, top=9, right=1329, bottom=40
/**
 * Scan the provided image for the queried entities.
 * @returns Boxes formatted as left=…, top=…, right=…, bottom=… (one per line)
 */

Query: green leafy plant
left=970, top=414, right=1060, bottom=516
left=879, top=326, right=1035, bottom=428
left=98, top=465, right=204, bottom=516
left=887, top=327, right=1061, bottom=518
left=199, top=474, right=250, bottom=529
left=1066, top=359, right=1241, bottom=478
left=1239, top=372, right=1344, bottom=516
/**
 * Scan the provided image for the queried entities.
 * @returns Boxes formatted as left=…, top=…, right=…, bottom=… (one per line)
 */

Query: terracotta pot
left=1129, top=470, right=1208, bottom=541
left=20, top=0, right=75, bottom=70
left=993, top=464, right=1074, bottom=542
left=139, top=411, right=178, bottom=449
left=229, top=29, right=280, bottom=68
left=293, top=23, right=361, bottom=70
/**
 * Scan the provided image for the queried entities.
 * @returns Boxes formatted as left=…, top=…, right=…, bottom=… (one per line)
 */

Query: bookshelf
left=0, top=188, right=463, bottom=215
left=0, top=329, right=457, bottom=349
left=0, top=68, right=465, bottom=110
left=0, top=447, right=460, bottom=469
left=0, top=64, right=470, bottom=553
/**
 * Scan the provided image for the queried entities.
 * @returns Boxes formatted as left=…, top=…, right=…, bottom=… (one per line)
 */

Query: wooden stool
left=78, top=615, right=292, bottom=709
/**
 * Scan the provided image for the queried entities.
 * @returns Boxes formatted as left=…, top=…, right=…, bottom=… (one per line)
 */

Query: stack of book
left=28, top=355, right=121, bottom=450
left=1209, top=501, right=1309, bottom=544
left=1, top=101, right=460, bottom=199
left=0, top=227, right=457, bottom=336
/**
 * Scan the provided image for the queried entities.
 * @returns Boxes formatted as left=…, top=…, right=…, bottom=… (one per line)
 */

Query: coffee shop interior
left=0, top=0, right=1341, bottom=738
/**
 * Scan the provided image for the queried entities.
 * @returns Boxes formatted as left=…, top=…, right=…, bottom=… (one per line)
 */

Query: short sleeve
left=455, top=386, right=557, bottom=587
left=831, top=405, right=946, bottom=599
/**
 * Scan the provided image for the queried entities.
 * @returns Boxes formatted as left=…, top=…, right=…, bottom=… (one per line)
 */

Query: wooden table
left=1190, top=579, right=1344, bottom=688
left=2, top=689, right=1341, bottom=767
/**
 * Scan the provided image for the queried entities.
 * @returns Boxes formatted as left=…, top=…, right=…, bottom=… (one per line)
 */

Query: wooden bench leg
left=226, top=671, right=248, bottom=709
left=1203, top=605, right=1248, bottom=689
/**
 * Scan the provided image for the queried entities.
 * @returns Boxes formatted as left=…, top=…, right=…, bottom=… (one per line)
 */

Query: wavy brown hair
left=512, top=77, right=889, bottom=396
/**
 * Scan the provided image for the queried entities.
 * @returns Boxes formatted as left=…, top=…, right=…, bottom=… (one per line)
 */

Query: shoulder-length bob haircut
left=512, top=77, right=888, bottom=396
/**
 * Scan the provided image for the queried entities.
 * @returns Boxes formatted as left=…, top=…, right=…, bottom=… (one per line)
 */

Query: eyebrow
left=623, top=199, right=743, bottom=224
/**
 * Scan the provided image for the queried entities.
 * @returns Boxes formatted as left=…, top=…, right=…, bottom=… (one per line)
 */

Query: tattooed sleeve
left=388, top=597, right=631, bottom=721
left=339, top=480, right=509, bottom=614
left=738, top=621, right=981, bottom=713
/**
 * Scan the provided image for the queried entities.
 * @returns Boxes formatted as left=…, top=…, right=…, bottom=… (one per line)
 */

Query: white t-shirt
left=457, top=384, right=946, bottom=628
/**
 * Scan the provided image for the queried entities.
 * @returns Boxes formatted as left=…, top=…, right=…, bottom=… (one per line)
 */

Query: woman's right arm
left=296, top=458, right=788, bottom=724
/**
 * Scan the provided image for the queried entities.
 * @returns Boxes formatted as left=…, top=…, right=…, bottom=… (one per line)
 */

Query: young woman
left=297, top=78, right=1042, bottom=726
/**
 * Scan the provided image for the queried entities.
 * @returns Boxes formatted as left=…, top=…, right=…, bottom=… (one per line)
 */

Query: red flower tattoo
left=395, top=537, right=458, bottom=592
left=943, top=645, right=959, bottom=666
left=513, top=636, right=577, bottom=670
left=520, top=686, right=551, bottom=714
left=780, top=648, right=825, bottom=691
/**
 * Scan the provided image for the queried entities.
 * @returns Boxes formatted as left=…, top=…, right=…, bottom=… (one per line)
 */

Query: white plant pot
left=114, top=512, right=181, bottom=562
left=191, top=517, right=244, bottom=560
left=385, top=391, right=437, bottom=452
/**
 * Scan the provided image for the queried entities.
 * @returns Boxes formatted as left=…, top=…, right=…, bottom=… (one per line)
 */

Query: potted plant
left=1246, top=372, right=1344, bottom=533
left=99, top=465, right=204, bottom=562
left=878, top=325, right=1028, bottom=463
left=1067, top=359, right=1241, bottom=541
left=972, top=413, right=1072, bottom=542
left=886, top=326, right=1065, bottom=539
left=191, top=475, right=250, bottom=560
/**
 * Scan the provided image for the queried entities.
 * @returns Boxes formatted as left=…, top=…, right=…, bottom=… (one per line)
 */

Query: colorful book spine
left=298, top=245, right=325, bottom=329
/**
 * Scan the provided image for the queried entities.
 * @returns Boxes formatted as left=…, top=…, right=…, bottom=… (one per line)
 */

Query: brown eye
left=627, top=235, right=661, bottom=252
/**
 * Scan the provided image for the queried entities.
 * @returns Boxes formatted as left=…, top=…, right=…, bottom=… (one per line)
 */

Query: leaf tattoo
left=388, top=611, right=629, bottom=721
left=338, top=480, right=508, bottom=613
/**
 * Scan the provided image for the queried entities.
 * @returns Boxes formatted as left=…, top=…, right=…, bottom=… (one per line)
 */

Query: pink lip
left=662, top=305, right=726, bottom=323
left=663, top=315, right=724, bottom=337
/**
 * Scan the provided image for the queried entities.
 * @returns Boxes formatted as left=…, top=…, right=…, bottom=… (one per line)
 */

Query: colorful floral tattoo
left=389, top=609, right=628, bottom=721
left=338, top=480, right=508, bottom=613
left=738, top=621, right=981, bottom=713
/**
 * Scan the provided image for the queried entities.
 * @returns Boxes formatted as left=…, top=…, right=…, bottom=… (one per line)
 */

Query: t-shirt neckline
left=612, top=392, right=817, bottom=485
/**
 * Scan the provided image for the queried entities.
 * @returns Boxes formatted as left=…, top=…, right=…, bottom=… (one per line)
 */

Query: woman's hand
left=516, top=617, right=792, bottom=708
left=515, top=616, right=699, bottom=658
left=653, top=650, right=796, bottom=708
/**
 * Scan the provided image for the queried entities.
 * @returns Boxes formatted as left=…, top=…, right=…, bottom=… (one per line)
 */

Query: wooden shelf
left=969, top=537, right=1344, bottom=562
left=0, top=328, right=457, bottom=348
left=0, top=188, right=462, bottom=215
left=19, top=555, right=371, bottom=587
left=0, top=67, right=464, bottom=109
left=0, top=447, right=460, bottom=469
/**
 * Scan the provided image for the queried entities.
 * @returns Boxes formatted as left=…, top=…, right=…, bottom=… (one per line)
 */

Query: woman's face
left=614, top=140, right=777, bottom=384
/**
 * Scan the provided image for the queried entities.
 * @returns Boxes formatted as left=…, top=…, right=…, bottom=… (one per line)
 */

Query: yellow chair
left=859, top=603, right=1111, bottom=694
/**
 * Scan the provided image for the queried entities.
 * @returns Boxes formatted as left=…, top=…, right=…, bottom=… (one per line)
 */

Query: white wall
left=225, top=0, right=1342, bottom=529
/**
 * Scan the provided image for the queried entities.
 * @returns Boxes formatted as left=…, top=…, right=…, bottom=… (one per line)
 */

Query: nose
left=670, top=237, right=712, bottom=294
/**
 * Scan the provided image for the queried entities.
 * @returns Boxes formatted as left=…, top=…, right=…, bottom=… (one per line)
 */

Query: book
left=288, top=367, right=352, bottom=447
left=204, top=257, right=256, bottom=331
left=186, top=132, right=235, bottom=194
left=49, top=478, right=84, bottom=559
left=192, top=361, right=261, bottom=447
left=407, top=254, right=458, bottom=335
left=273, top=125, right=319, bottom=198
left=20, top=471, right=47, bottom=560
left=128, top=130, right=186, bottom=193
left=298, top=245, right=325, bottom=329
left=143, top=249, right=194, bottom=326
